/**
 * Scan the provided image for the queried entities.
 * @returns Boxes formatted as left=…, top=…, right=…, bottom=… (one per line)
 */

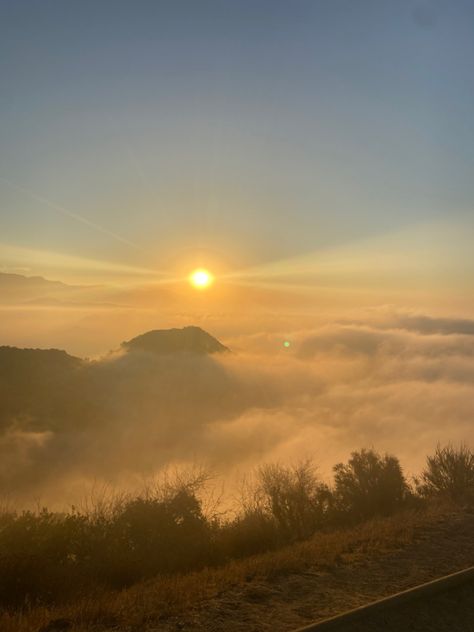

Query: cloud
left=386, top=313, right=474, bottom=336
left=1, top=311, right=474, bottom=506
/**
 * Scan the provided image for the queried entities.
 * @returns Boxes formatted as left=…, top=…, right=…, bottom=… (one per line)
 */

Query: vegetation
left=0, top=444, right=473, bottom=615
left=222, top=461, right=332, bottom=557
left=257, top=461, right=332, bottom=540
left=416, top=443, right=474, bottom=502
left=333, top=449, right=410, bottom=522
left=0, top=503, right=460, bottom=632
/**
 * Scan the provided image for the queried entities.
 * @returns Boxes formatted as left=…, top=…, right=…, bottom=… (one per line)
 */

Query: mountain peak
left=121, top=326, right=229, bottom=355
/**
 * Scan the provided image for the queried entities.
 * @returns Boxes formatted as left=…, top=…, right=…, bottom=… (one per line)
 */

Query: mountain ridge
left=0, top=325, right=229, bottom=360
left=0, top=326, right=230, bottom=433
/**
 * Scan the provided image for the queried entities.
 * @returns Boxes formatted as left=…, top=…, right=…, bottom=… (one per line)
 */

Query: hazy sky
left=1, top=2, right=474, bottom=506
left=1, top=0, right=473, bottom=286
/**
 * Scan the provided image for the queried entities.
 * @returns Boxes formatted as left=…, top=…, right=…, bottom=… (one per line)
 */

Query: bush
left=256, top=460, right=332, bottom=541
left=0, top=475, right=215, bottom=606
left=0, top=508, right=90, bottom=606
left=417, top=444, right=474, bottom=503
left=219, top=460, right=332, bottom=559
left=95, top=488, right=214, bottom=587
left=333, top=449, right=409, bottom=522
left=219, top=508, right=279, bottom=559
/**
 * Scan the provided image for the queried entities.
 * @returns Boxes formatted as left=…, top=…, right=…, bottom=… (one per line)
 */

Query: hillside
left=0, top=346, right=84, bottom=430
left=0, top=328, right=229, bottom=428
left=4, top=504, right=474, bottom=632
left=0, top=327, right=233, bottom=492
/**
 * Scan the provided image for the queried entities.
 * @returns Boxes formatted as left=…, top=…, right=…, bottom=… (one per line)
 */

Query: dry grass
left=0, top=502, right=452, bottom=632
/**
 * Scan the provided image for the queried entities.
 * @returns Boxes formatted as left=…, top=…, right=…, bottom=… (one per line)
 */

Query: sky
left=1, top=0, right=473, bottom=292
left=1, top=1, right=474, bottom=506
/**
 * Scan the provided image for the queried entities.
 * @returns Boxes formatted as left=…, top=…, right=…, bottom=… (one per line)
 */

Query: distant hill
left=0, top=272, right=67, bottom=293
left=122, top=326, right=229, bottom=355
left=0, top=327, right=230, bottom=431
left=0, top=272, right=82, bottom=305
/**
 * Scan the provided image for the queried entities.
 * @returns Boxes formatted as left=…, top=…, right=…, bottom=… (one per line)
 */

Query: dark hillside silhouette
left=0, top=346, right=83, bottom=430
left=0, top=327, right=233, bottom=490
left=122, top=326, right=229, bottom=355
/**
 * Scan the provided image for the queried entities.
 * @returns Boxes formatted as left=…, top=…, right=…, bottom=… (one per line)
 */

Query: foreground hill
left=4, top=504, right=473, bottom=632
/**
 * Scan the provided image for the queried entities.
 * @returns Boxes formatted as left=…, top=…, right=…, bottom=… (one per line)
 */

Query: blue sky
left=1, top=0, right=473, bottom=282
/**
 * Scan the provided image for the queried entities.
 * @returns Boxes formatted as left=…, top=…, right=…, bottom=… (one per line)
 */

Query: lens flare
left=189, top=268, right=214, bottom=289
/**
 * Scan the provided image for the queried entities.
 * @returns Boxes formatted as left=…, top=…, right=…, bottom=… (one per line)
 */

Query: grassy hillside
left=2, top=444, right=474, bottom=631
left=2, top=503, right=473, bottom=632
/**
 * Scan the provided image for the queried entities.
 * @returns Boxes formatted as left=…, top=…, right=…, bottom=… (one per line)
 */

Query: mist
left=1, top=307, right=473, bottom=508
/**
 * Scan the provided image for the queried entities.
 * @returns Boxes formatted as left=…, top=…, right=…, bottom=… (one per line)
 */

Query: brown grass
left=0, top=502, right=452, bottom=632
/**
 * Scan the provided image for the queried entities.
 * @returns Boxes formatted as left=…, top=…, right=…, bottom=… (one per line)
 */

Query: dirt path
left=154, top=510, right=474, bottom=632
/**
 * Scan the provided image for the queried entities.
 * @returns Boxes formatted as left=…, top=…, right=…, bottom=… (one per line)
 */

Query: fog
left=1, top=307, right=474, bottom=508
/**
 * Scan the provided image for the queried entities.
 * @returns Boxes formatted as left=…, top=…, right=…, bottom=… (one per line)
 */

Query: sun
left=189, top=268, right=214, bottom=289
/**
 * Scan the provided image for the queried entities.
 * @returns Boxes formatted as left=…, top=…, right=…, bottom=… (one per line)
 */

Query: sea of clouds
left=1, top=309, right=474, bottom=507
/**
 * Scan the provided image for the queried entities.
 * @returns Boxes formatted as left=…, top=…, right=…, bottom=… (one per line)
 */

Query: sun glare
left=189, top=268, right=214, bottom=289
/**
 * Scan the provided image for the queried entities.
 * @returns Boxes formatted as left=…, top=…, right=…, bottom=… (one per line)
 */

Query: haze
left=1, top=1, right=474, bottom=506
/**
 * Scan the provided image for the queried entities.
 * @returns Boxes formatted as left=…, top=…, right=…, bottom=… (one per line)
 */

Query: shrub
left=219, top=460, right=332, bottom=559
left=95, top=488, right=214, bottom=587
left=0, top=475, right=215, bottom=606
left=333, top=449, right=408, bottom=522
left=417, top=444, right=474, bottom=503
left=0, top=508, right=90, bottom=606
left=219, top=508, right=279, bottom=559
left=257, top=460, right=332, bottom=541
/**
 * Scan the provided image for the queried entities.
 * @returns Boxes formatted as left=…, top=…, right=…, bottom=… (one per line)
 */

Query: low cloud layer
left=1, top=310, right=474, bottom=506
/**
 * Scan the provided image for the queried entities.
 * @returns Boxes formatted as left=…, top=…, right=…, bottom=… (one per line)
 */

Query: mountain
left=122, top=326, right=230, bottom=355
left=0, top=272, right=66, bottom=289
left=0, top=273, right=68, bottom=297
left=0, top=327, right=230, bottom=431
left=0, top=272, right=82, bottom=305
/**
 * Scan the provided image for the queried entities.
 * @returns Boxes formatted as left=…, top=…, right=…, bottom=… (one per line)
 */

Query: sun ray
left=0, top=176, right=143, bottom=251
